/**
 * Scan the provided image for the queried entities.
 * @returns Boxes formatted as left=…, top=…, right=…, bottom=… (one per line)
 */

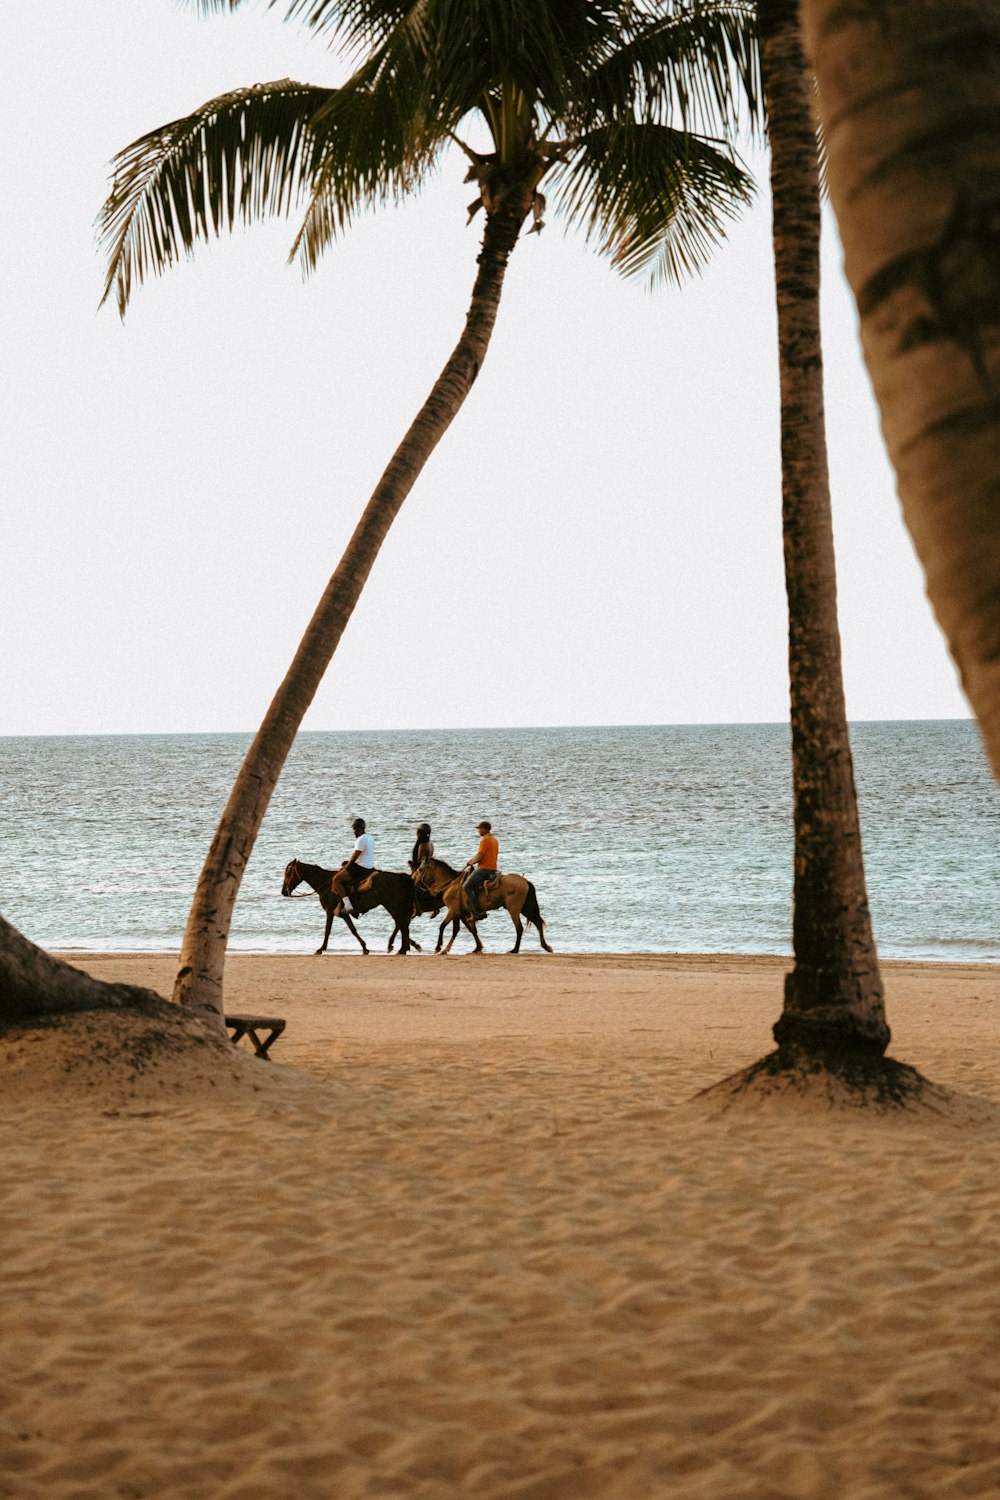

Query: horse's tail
left=522, top=882, right=553, bottom=952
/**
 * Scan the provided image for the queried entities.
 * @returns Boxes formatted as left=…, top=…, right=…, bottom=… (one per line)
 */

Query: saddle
left=339, top=867, right=377, bottom=916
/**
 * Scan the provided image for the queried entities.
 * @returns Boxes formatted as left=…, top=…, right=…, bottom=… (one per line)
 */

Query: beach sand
left=2, top=950, right=998, bottom=1499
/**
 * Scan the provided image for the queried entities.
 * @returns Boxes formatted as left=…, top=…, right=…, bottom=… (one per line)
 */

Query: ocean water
left=1, top=722, right=997, bottom=961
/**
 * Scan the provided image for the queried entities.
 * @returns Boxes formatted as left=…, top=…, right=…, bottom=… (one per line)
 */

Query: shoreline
left=53, top=949, right=1000, bottom=971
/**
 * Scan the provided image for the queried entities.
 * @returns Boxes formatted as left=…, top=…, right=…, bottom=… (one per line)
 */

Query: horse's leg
left=397, top=917, right=411, bottom=956
left=341, top=913, right=368, bottom=956
left=507, top=897, right=525, bottom=955
left=387, top=922, right=399, bottom=953
left=316, top=899, right=335, bottom=956
left=445, top=903, right=483, bottom=954
left=435, top=916, right=452, bottom=954
left=463, top=916, right=485, bottom=954
left=441, top=915, right=463, bottom=955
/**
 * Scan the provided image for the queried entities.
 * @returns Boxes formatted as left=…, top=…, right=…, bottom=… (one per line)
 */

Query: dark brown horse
left=281, top=859, right=419, bottom=955
left=414, top=857, right=553, bottom=955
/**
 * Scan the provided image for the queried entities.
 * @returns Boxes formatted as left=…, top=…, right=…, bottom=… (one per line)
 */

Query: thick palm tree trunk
left=762, top=0, right=889, bottom=1065
left=0, top=913, right=172, bottom=1026
left=174, top=206, right=528, bottom=1021
left=797, top=0, right=1000, bottom=784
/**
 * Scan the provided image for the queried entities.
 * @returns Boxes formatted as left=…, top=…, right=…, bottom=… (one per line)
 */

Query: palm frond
left=811, top=74, right=829, bottom=199
left=106, top=1, right=761, bottom=307
left=583, top=1, right=761, bottom=139
left=176, top=0, right=258, bottom=13
left=423, top=0, right=631, bottom=124
left=288, top=0, right=628, bottom=115
left=291, top=56, right=451, bottom=270
left=550, top=120, right=754, bottom=285
left=99, top=79, right=332, bottom=316
left=282, top=0, right=417, bottom=53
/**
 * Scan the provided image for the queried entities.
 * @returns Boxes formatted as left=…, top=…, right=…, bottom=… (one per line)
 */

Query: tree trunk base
left=1, top=914, right=226, bottom=1033
left=0, top=1003, right=284, bottom=1112
left=692, top=1046, right=990, bottom=1121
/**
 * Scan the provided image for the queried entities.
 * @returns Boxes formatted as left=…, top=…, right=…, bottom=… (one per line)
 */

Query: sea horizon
left=2, top=720, right=996, bottom=962
left=0, top=713, right=977, bottom=742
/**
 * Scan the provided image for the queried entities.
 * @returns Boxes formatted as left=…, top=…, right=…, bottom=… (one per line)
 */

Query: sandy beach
left=2, top=950, right=998, bottom=1499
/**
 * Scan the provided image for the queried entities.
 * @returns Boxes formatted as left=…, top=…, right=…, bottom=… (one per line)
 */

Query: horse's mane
left=290, top=859, right=334, bottom=885
left=427, top=855, right=462, bottom=880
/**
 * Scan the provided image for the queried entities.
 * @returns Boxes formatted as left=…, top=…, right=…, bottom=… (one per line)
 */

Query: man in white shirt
left=332, top=817, right=376, bottom=913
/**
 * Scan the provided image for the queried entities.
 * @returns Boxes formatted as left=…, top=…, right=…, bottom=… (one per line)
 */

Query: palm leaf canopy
left=101, top=0, right=758, bottom=315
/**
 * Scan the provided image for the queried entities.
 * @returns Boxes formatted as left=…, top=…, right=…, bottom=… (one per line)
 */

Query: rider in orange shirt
left=464, top=820, right=499, bottom=920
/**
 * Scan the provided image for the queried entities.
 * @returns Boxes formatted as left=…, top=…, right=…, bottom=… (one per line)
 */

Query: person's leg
left=465, top=867, right=487, bottom=918
left=332, top=865, right=355, bottom=910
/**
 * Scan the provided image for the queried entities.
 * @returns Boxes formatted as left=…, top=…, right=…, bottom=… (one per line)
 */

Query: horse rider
left=463, top=819, right=499, bottom=921
left=409, top=822, right=434, bottom=872
left=410, top=822, right=441, bottom=920
left=332, top=816, right=376, bottom=914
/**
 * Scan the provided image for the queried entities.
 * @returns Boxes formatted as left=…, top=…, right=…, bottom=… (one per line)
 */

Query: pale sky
left=2, top=2, right=970, bottom=737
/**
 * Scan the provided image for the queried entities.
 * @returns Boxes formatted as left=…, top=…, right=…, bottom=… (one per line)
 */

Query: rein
left=419, top=861, right=463, bottom=897
left=284, top=861, right=333, bottom=898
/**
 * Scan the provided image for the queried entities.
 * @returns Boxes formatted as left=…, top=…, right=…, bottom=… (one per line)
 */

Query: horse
left=414, top=856, right=553, bottom=955
left=281, top=859, right=420, bottom=956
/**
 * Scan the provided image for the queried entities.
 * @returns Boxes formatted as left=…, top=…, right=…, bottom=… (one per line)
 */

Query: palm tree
left=796, top=0, right=1000, bottom=786
left=99, top=0, right=758, bottom=1024
left=699, top=0, right=926, bottom=1104
left=741, top=0, right=900, bottom=1092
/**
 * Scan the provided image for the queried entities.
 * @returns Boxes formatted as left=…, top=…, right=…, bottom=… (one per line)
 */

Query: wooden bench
left=224, top=1014, right=286, bottom=1059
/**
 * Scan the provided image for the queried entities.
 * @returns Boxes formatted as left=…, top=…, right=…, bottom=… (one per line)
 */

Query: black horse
left=281, top=859, right=420, bottom=956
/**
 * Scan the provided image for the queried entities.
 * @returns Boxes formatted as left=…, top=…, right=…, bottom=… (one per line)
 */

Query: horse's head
left=281, top=859, right=301, bottom=897
left=414, top=857, right=447, bottom=892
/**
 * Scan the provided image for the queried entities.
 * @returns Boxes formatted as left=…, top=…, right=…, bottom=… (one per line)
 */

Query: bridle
left=282, top=859, right=324, bottom=898
left=414, top=860, right=454, bottom=897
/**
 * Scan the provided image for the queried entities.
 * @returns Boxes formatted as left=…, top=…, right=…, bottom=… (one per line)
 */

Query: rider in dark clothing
left=409, top=822, right=434, bottom=872
left=410, top=822, right=441, bottom=919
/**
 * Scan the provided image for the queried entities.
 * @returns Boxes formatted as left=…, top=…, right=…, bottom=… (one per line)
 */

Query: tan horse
left=414, top=856, right=553, bottom=955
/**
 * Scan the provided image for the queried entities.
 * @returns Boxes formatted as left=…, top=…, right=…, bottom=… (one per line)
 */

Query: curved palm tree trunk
left=798, top=0, right=1000, bottom=784
left=174, top=205, right=528, bottom=1020
left=0, top=912, right=171, bottom=1026
left=762, top=0, right=889, bottom=1064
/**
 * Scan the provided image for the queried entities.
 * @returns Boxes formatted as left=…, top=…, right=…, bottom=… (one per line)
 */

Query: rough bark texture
left=0, top=911, right=198, bottom=1035
left=798, top=0, right=1000, bottom=783
left=0, top=906, right=167, bottom=1026
left=762, top=0, right=890, bottom=1067
left=174, top=203, right=529, bottom=1019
